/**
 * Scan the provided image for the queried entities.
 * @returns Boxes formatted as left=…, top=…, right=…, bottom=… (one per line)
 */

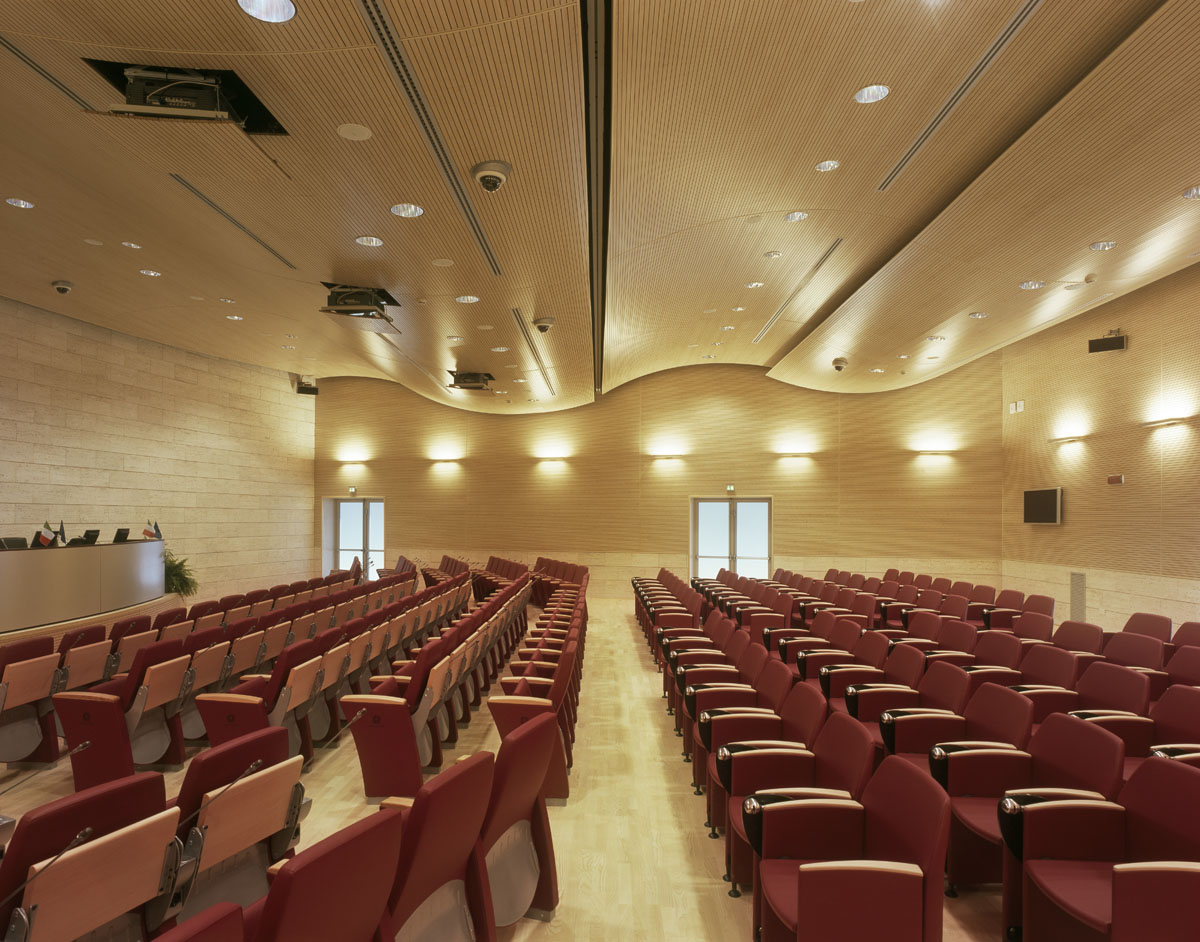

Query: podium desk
left=0, top=541, right=164, bottom=632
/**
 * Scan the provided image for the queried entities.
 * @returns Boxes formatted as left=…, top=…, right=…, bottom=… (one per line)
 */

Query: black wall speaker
left=1088, top=335, right=1127, bottom=353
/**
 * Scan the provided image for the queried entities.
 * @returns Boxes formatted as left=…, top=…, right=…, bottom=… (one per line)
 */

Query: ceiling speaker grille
left=877, top=0, right=1044, bottom=191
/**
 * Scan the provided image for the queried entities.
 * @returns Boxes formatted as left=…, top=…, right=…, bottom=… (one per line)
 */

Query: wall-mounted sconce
left=725, top=483, right=735, bottom=493
left=1143, top=417, right=1186, bottom=428
left=1048, top=435, right=1088, bottom=444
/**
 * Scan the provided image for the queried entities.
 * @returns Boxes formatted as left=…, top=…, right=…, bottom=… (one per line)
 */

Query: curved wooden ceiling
left=0, top=0, right=1191, bottom=411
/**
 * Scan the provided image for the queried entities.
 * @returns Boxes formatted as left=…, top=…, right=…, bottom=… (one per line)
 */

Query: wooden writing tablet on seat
left=142, top=655, right=192, bottom=711
left=61, top=640, right=111, bottom=690
left=21, top=807, right=180, bottom=942
left=0, top=653, right=61, bottom=710
left=195, top=754, right=303, bottom=870
left=189, top=642, right=231, bottom=689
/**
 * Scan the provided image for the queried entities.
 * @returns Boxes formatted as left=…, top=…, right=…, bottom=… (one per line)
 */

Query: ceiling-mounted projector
left=448, top=371, right=495, bottom=391
left=320, top=284, right=400, bottom=333
left=111, top=67, right=233, bottom=121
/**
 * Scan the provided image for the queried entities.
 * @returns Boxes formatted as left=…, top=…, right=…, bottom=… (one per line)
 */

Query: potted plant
left=163, top=548, right=199, bottom=598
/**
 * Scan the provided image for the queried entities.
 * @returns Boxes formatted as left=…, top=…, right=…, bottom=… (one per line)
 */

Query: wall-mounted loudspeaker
left=1088, top=334, right=1127, bottom=353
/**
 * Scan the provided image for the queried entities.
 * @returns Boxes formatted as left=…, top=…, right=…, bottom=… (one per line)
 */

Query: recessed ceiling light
left=336, top=123, right=372, bottom=141
left=84, top=238, right=103, bottom=246
left=121, top=241, right=142, bottom=249
left=927, top=335, right=945, bottom=341
left=5, top=198, right=33, bottom=209
left=284, top=333, right=297, bottom=338
left=896, top=354, right=910, bottom=359
left=513, top=378, right=527, bottom=383
left=701, top=354, right=716, bottom=359
left=763, top=250, right=781, bottom=259
left=493, top=390, right=507, bottom=395
left=721, top=325, right=735, bottom=330
left=281, top=344, right=295, bottom=350
left=703, top=308, right=716, bottom=314
left=490, top=346, right=509, bottom=353
left=712, top=341, right=724, bottom=346
left=139, top=269, right=162, bottom=277
left=816, top=160, right=840, bottom=172
left=731, top=306, right=745, bottom=312
left=1063, top=282, right=1088, bottom=290
left=237, top=0, right=296, bottom=23
left=1184, top=186, right=1200, bottom=200
left=854, top=84, right=890, bottom=104
left=219, top=298, right=235, bottom=304
left=189, top=295, right=204, bottom=300
left=431, top=258, right=454, bottom=267
left=1090, top=241, right=1116, bottom=251
left=390, top=203, right=424, bottom=218
left=687, top=343, right=699, bottom=348
left=745, top=281, right=764, bottom=289
left=447, top=335, right=464, bottom=343
left=1019, top=280, right=1045, bottom=290
left=355, top=235, right=383, bottom=246
left=968, top=311, right=988, bottom=319
left=527, top=398, right=538, bottom=402
left=869, top=367, right=886, bottom=373
left=456, top=295, right=480, bottom=303
left=225, top=315, right=243, bottom=321
left=477, top=324, right=494, bottom=330
left=784, top=211, right=809, bottom=221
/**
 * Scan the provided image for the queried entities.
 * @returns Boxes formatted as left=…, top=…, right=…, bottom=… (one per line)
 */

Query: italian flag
left=37, top=523, right=55, bottom=546
left=143, top=521, right=157, bottom=540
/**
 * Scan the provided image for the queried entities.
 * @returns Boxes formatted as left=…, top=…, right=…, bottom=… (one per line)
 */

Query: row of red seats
left=634, top=568, right=1200, bottom=940
left=531, top=557, right=588, bottom=607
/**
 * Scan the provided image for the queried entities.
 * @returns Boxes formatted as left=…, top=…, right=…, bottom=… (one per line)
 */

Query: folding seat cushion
left=702, top=680, right=829, bottom=834
left=0, top=772, right=167, bottom=930
left=0, top=636, right=61, bottom=765
left=383, top=753, right=496, bottom=942
left=152, top=903, right=243, bottom=942
left=881, top=682, right=1035, bottom=763
left=721, top=712, right=876, bottom=892
left=932, top=713, right=1124, bottom=911
left=1005, top=758, right=1200, bottom=942
left=479, top=714, right=560, bottom=925
left=1122, top=611, right=1172, bottom=642
left=242, top=808, right=404, bottom=942
left=748, top=756, right=950, bottom=942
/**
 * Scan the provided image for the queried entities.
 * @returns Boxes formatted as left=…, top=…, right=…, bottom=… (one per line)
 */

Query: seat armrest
left=705, top=713, right=785, bottom=750
left=928, top=745, right=1032, bottom=796
left=819, top=665, right=885, bottom=699
left=795, top=861, right=925, bottom=938
left=1113, top=861, right=1200, bottom=937
left=742, top=795, right=865, bottom=860
left=1000, top=797, right=1125, bottom=862
left=716, top=747, right=816, bottom=795
left=879, top=711, right=967, bottom=755
left=1070, top=714, right=1155, bottom=757
left=688, top=684, right=758, bottom=717
left=1010, top=685, right=1079, bottom=723
left=845, top=684, right=920, bottom=721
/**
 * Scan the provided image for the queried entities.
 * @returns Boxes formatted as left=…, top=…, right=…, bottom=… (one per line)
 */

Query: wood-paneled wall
left=315, top=356, right=1004, bottom=597
left=0, top=296, right=317, bottom=601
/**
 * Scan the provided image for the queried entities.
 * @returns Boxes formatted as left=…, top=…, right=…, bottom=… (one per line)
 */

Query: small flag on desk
left=143, top=521, right=157, bottom=540
left=37, top=523, right=55, bottom=546
left=57, top=521, right=66, bottom=544
left=153, top=521, right=162, bottom=540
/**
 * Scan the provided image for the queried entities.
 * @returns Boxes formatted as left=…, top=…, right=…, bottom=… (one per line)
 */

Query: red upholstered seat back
left=970, top=584, right=996, bottom=604
left=58, top=623, right=106, bottom=652
left=261, top=639, right=319, bottom=708
left=828, top=619, right=862, bottom=652
left=388, top=753, right=495, bottom=928
left=0, top=636, right=53, bottom=671
left=1172, top=621, right=1200, bottom=649
left=1104, top=632, right=1165, bottom=670
left=916, top=662, right=970, bottom=713
left=778, top=681, right=828, bottom=745
left=1119, top=758, right=1200, bottom=862
left=809, top=610, right=838, bottom=640
left=973, top=630, right=1023, bottom=669
left=111, top=616, right=152, bottom=644
left=736, top=643, right=771, bottom=687
left=851, top=630, right=891, bottom=670
left=1076, top=662, right=1150, bottom=714
left=184, top=626, right=226, bottom=655
left=1122, top=611, right=1172, bottom=642
left=883, top=642, right=927, bottom=688
left=224, top=617, right=259, bottom=640
left=479, top=714, right=558, bottom=853
left=0, top=772, right=166, bottom=929
left=834, top=588, right=856, bottom=609
left=1012, top=612, right=1053, bottom=642
left=937, top=620, right=977, bottom=654
left=1053, top=620, right=1104, bottom=654
left=1019, top=643, right=1079, bottom=688
left=1150, top=684, right=1200, bottom=742
left=754, top=660, right=795, bottom=713
left=906, top=611, right=941, bottom=643
left=964, top=683, right=1034, bottom=749
left=878, top=580, right=899, bottom=598
left=861, top=757, right=950, bottom=942
left=812, top=712, right=876, bottom=797
left=940, top=595, right=969, bottom=619
left=949, top=581, right=973, bottom=599
left=913, top=573, right=933, bottom=590
left=897, top=571, right=915, bottom=585
left=722, top=630, right=751, bottom=663
left=152, top=902, right=242, bottom=941
left=862, top=577, right=881, bottom=593
left=1023, top=594, right=1055, bottom=617
left=257, top=807, right=404, bottom=942
left=930, top=577, right=952, bottom=595
left=894, top=584, right=919, bottom=605
left=172, top=728, right=289, bottom=838
left=1030, top=714, right=1124, bottom=798
left=152, top=608, right=189, bottom=632
left=994, top=588, right=1025, bottom=610
left=114, top=639, right=185, bottom=708
left=847, top=573, right=865, bottom=589
left=914, top=589, right=942, bottom=610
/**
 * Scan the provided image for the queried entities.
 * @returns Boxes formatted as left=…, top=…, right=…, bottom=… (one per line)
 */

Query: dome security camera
left=832, top=357, right=848, bottom=372
left=52, top=280, right=74, bottom=296
left=472, top=160, right=512, bottom=193
left=533, top=316, right=555, bottom=333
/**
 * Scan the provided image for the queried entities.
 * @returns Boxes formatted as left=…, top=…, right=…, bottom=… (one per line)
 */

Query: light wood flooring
left=0, top=598, right=1003, bottom=940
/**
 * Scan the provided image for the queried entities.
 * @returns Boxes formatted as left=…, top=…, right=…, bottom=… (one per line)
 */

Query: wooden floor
left=0, top=598, right=1004, bottom=940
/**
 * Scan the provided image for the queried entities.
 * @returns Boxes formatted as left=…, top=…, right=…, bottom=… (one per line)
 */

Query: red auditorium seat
left=1014, top=661, right=1150, bottom=727
left=844, top=660, right=972, bottom=749
left=820, top=640, right=927, bottom=714
left=880, top=681, right=1035, bottom=762
left=746, top=755, right=950, bottom=942
left=1003, top=757, right=1200, bottom=942
left=479, top=714, right=560, bottom=925
left=967, top=587, right=1024, bottom=629
left=1120, top=610, right=1172, bottom=642
left=382, top=752, right=496, bottom=941
left=0, top=637, right=62, bottom=766
left=339, top=683, right=428, bottom=801
left=153, top=903, right=243, bottom=942
left=1073, top=683, right=1200, bottom=781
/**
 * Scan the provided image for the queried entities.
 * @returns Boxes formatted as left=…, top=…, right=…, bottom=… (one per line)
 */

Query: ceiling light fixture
left=456, top=295, right=480, bottom=303
left=1090, top=241, right=1116, bottom=251
left=745, top=281, right=764, bottom=288
left=896, top=354, right=910, bottom=359
left=493, top=390, right=507, bottom=395
left=869, top=368, right=885, bottom=373
left=722, top=325, right=736, bottom=330
left=225, top=315, right=243, bottom=321
left=1019, top=280, right=1045, bottom=290
left=513, top=378, right=527, bottom=383
left=354, top=235, right=383, bottom=246
left=701, top=354, right=716, bottom=359
left=237, top=0, right=296, bottom=23
left=854, top=84, right=890, bottom=103
left=968, top=311, right=988, bottom=319
left=447, top=335, right=464, bottom=343
left=731, top=306, right=745, bottom=312
left=121, top=241, right=141, bottom=249
left=927, top=335, right=945, bottom=341
left=490, top=346, right=509, bottom=353
left=84, top=238, right=103, bottom=246
left=784, top=211, right=809, bottom=222
left=281, top=344, right=295, bottom=350
left=816, top=160, right=839, bottom=172
left=390, top=203, right=424, bottom=218
left=764, top=250, right=781, bottom=259
left=5, top=198, right=33, bottom=209
left=139, top=269, right=162, bottom=277
left=219, top=298, right=235, bottom=303
left=1184, top=186, right=1200, bottom=200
